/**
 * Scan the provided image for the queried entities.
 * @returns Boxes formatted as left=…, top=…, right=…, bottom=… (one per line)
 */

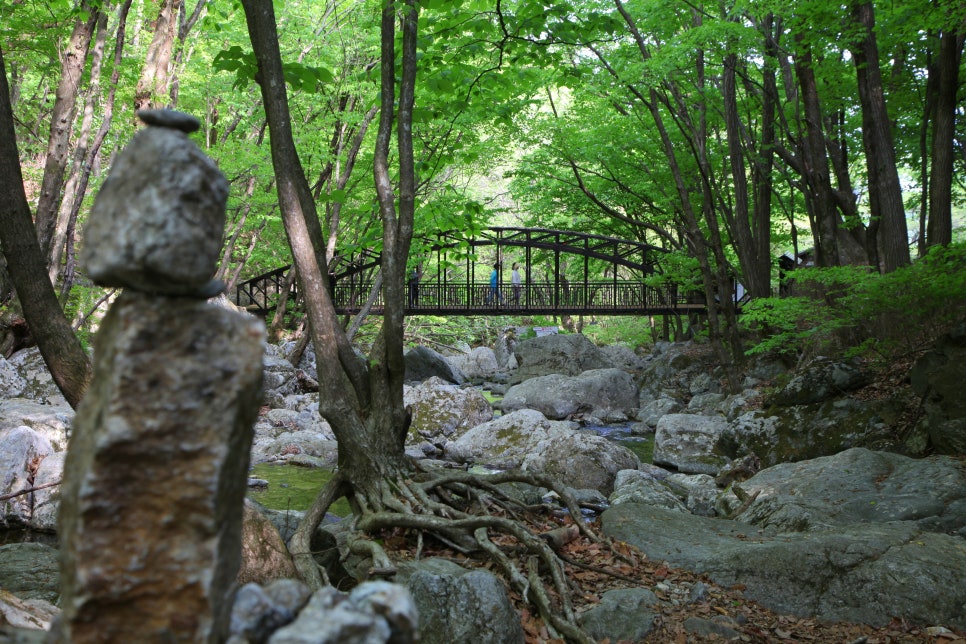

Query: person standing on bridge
left=511, top=262, right=522, bottom=306
left=487, top=262, right=502, bottom=305
left=408, top=264, right=422, bottom=307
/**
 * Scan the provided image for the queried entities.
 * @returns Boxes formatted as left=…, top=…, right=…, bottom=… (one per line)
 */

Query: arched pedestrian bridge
left=233, top=227, right=735, bottom=316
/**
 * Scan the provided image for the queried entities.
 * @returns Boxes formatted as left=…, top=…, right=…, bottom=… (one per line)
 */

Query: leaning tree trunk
left=59, top=0, right=134, bottom=298
left=0, top=49, right=92, bottom=408
left=49, top=9, right=109, bottom=288
left=33, top=0, right=101, bottom=271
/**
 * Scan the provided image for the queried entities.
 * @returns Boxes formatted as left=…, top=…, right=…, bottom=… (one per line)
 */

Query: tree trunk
left=849, top=2, right=909, bottom=272
left=49, top=9, right=109, bottom=288
left=135, top=0, right=183, bottom=111
left=722, top=51, right=770, bottom=299
left=0, top=48, right=92, bottom=408
left=793, top=34, right=842, bottom=267
left=60, top=0, right=134, bottom=298
left=240, top=0, right=412, bottom=491
left=33, top=0, right=100, bottom=269
left=926, top=30, right=963, bottom=249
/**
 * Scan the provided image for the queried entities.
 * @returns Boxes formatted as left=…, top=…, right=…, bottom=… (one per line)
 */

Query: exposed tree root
left=288, top=465, right=611, bottom=643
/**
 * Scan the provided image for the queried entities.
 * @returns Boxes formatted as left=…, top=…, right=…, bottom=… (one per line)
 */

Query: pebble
left=137, top=108, right=202, bottom=133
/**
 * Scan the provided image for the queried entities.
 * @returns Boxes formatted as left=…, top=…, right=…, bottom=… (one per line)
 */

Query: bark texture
left=0, top=48, right=92, bottom=408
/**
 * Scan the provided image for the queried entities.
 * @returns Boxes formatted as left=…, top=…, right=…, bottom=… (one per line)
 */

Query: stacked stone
left=51, top=110, right=265, bottom=643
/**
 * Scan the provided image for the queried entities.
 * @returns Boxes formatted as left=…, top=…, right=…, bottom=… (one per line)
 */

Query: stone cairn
left=49, top=110, right=265, bottom=643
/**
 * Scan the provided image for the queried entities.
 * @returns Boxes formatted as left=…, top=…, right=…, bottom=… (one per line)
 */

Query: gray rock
left=653, top=414, right=730, bottom=475
left=735, top=448, right=966, bottom=535
left=0, top=356, right=27, bottom=399
left=231, top=583, right=299, bottom=644
left=719, top=398, right=901, bottom=468
left=636, top=397, right=683, bottom=428
left=688, top=372, right=722, bottom=396
left=501, top=368, right=638, bottom=422
left=397, top=558, right=523, bottom=644
left=403, top=377, right=492, bottom=445
left=686, top=392, right=727, bottom=415
left=637, top=342, right=718, bottom=402
left=267, top=582, right=416, bottom=644
left=444, top=409, right=639, bottom=495
left=0, top=543, right=60, bottom=604
left=512, top=333, right=612, bottom=383
left=910, top=322, right=966, bottom=454
left=577, top=588, right=658, bottom=642
left=0, top=398, right=73, bottom=452
left=55, top=290, right=264, bottom=643
left=447, top=346, right=500, bottom=381
left=599, top=343, right=645, bottom=372
left=137, top=108, right=201, bottom=132
left=765, top=358, right=867, bottom=406
left=609, top=468, right=688, bottom=512
left=404, top=346, right=465, bottom=384
left=492, top=329, right=518, bottom=370
left=0, top=427, right=54, bottom=528
left=6, top=349, right=65, bottom=404
left=602, top=449, right=966, bottom=631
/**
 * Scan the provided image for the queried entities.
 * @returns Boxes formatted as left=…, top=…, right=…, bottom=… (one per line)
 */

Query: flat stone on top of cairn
left=80, top=109, right=228, bottom=297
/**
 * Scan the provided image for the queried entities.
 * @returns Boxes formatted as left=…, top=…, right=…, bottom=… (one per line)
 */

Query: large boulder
left=5, top=348, right=65, bottom=405
left=258, top=582, right=417, bottom=644
left=0, top=398, right=73, bottom=452
left=601, top=448, right=966, bottom=631
left=446, top=346, right=500, bottom=381
left=397, top=558, right=524, bottom=644
left=500, top=368, right=639, bottom=422
left=636, top=397, right=683, bottom=429
left=26, top=451, right=63, bottom=532
left=719, top=397, right=901, bottom=468
left=511, top=333, right=612, bottom=383
left=599, top=343, right=645, bottom=373
left=0, top=355, right=27, bottom=399
left=238, top=501, right=299, bottom=585
left=404, top=346, right=465, bottom=385
left=726, top=448, right=966, bottom=536
left=910, top=321, right=966, bottom=454
left=444, top=409, right=639, bottom=495
left=577, top=588, right=658, bottom=642
left=0, top=543, right=60, bottom=604
left=764, top=358, right=867, bottom=407
left=229, top=579, right=311, bottom=644
left=403, top=377, right=492, bottom=446
left=0, top=426, right=54, bottom=528
left=652, top=414, right=730, bottom=475
left=637, top=342, right=718, bottom=403
left=251, top=401, right=338, bottom=465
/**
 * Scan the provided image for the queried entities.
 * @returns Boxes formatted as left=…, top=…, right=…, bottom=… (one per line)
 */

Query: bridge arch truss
left=235, top=227, right=713, bottom=316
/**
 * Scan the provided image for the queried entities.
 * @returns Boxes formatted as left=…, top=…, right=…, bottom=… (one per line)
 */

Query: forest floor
left=383, top=508, right=965, bottom=644
left=380, top=348, right=965, bottom=644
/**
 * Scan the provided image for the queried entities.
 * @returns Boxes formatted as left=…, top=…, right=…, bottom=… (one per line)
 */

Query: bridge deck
left=236, top=277, right=705, bottom=316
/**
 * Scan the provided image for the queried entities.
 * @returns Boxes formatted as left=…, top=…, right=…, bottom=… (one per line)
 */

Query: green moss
left=615, top=436, right=654, bottom=463
left=247, top=463, right=351, bottom=516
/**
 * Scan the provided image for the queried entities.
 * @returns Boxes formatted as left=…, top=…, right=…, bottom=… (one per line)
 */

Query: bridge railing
left=332, top=280, right=703, bottom=315
left=234, top=272, right=719, bottom=316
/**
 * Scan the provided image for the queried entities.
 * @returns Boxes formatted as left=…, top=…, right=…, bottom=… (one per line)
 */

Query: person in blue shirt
left=487, top=262, right=502, bottom=305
